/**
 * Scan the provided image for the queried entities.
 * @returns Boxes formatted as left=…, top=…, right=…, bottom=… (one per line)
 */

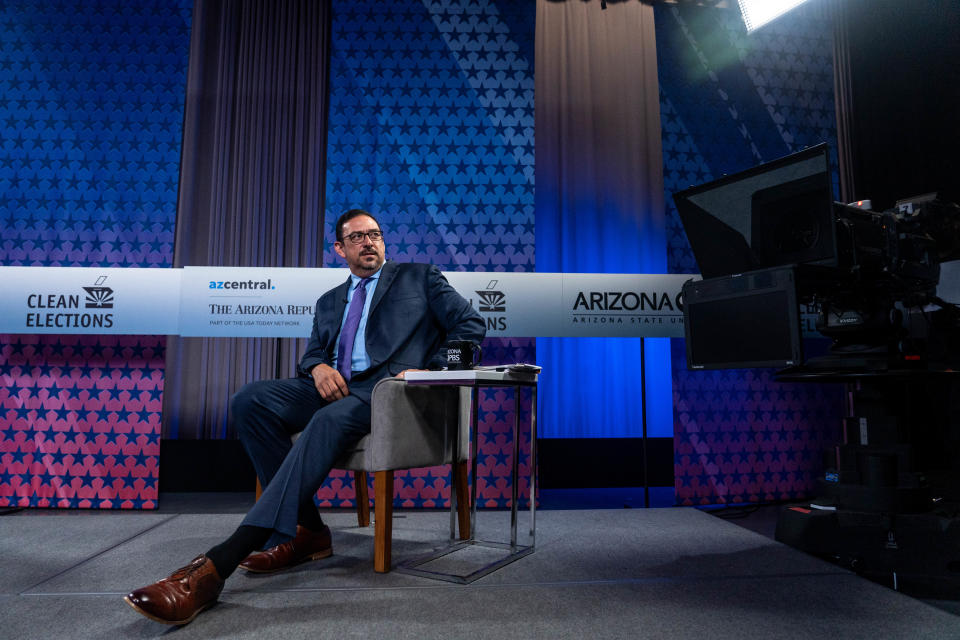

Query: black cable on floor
left=697, top=500, right=794, bottom=520
left=0, top=507, right=25, bottom=515
left=709, top=505, right=761, bottom=519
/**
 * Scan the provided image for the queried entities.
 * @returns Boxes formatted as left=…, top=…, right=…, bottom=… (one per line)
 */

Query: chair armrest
left=365, top=377, right=465, bottom=471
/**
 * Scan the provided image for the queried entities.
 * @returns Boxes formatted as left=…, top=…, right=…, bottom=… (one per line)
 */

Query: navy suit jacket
left=297, top=261, right=485, bottom=402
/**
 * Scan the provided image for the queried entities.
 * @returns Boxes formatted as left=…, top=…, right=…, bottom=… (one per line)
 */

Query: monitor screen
left=674, top=144, right=835, bottom=279
left=683, top=266, right=802, bottom=369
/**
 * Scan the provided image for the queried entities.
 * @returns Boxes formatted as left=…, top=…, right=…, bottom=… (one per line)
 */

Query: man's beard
left=356, top=251, right=382, bottom=271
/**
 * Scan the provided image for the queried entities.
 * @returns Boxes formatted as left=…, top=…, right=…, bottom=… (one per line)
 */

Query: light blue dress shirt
left=333, top=266, right=382, bottom=374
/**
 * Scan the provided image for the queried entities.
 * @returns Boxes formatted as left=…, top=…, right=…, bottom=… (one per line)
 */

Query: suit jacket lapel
left=368, top=260, right=397, bottom=317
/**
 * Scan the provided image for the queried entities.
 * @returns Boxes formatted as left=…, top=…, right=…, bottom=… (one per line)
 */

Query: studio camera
left=672, top=143, right=960, bottom=373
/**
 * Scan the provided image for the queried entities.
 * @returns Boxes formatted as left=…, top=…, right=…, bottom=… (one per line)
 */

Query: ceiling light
left=737, top=0, right=811, bottom=32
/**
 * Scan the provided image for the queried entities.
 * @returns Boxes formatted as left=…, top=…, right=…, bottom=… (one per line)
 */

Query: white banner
left=0, top=267, right=698, bottom=338
left=444, top=272, right=563, bottom=337
left=559, top=273, right=693, bottom=337
left=179, top=267, right=347, bottom=338
left=0, top=267, right=181, bottom=335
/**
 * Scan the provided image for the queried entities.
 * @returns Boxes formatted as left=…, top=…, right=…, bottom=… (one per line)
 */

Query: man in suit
left=125, top=209, right=485, bottom=625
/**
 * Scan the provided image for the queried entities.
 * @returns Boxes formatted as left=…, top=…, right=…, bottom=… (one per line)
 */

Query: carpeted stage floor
left=1, top=501, right=957, bottom=639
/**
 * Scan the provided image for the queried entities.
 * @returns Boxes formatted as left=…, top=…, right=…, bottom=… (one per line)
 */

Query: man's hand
left=395, top=369, right=427, bottom=379
left=311, top=364, right=349, bottom=401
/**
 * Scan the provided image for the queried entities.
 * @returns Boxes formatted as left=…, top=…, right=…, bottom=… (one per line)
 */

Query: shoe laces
left=169, top=556, right=208, bottom=582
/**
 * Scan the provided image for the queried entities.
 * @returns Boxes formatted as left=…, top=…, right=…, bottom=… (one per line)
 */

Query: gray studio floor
left=1, top=496, right=958, bottom=640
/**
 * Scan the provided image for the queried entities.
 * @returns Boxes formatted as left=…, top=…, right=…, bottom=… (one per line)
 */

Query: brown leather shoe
left=239, top=524, right=332, bottom=573
left=124, top=555, right=224, bottom=625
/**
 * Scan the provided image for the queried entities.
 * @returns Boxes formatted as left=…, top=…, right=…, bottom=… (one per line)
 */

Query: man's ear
left=333, top=242, right=346, bottom=259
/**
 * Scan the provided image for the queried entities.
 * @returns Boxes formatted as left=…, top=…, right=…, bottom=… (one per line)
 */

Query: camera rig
left=673, top=143, right=960, bottom=372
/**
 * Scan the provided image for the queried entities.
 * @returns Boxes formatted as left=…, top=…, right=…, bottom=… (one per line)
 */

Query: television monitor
left=682, top=266, right=803, bottom=369
left=674, top=143, right=835, bottom=279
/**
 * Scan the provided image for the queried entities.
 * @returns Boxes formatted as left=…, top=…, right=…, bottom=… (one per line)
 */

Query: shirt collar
left=349, top=265, right=383, bottom=289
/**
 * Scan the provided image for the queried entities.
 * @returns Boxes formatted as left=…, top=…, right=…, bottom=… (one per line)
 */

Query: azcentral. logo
left=475, top=280, right=505, bottom=312
left=83, top=275, right=114, bottom=309
left=209, top=279, right=275, bottom=290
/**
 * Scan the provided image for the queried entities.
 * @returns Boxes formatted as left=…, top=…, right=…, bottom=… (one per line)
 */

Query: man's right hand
left=311, top=364, right=349, bottom=402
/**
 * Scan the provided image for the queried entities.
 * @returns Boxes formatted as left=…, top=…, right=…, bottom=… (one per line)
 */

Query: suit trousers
left=231, top=377, right=372, bottom=549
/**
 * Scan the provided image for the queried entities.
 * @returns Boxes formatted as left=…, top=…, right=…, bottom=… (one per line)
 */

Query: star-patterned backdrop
left=1, top=335, right=163, bottom=508
left=655, top=3, right=844, bottom=505
left=316, top=0, right=536, bottom=509
left=3, top=0, right=847, bottom=511
left=0, top=0, right=190, bottom=508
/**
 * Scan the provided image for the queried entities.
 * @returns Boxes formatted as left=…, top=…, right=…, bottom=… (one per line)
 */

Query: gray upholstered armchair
left=336, top=376, right=471, bottom=572
left=257, top=376, right=471, bottom=572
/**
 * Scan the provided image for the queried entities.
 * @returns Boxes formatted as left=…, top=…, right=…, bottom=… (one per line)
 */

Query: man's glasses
left=342, top=230, right=383, bottom=245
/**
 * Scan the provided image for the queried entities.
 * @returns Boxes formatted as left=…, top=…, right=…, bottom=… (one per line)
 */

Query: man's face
left=334, top=214, right=386, bottom=276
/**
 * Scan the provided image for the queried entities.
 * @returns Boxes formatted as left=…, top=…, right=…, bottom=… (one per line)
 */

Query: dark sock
left=298, top=499, right=325, bottom=532
left=206, top=525, right=272, bottom=579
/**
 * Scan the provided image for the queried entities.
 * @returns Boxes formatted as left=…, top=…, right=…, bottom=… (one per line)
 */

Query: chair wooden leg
left=354, top=470, right=370, bottom=527
left=455, top=460, right=470, bottom=540
left=374, top=470, right=394, bottom=573
left=255, top=477, right=262, bottom=501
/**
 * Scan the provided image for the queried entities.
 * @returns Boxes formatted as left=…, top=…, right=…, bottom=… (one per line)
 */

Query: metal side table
left=397, top=368, right=538, bottom=583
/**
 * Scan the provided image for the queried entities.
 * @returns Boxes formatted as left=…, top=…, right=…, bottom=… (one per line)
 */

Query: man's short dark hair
left=336, top=209, right=381, bottom=242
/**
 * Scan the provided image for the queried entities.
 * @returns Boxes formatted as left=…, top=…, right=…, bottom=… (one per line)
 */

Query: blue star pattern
left=315, top=0, right=536, bottom=510
left=0, top=0, right=190, bottom=268
left=671, top=339, right=842, bottom=505
left=322, top=0, right=535, bottom=273
left=656, top=3, right=840, bottom=275
left=656, top=2, right=844, bottom=505
left=0, top=0, right=188, bottom=509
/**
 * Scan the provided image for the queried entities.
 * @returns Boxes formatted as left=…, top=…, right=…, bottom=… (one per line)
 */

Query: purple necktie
left=337, top=278, right=370, bottom=381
